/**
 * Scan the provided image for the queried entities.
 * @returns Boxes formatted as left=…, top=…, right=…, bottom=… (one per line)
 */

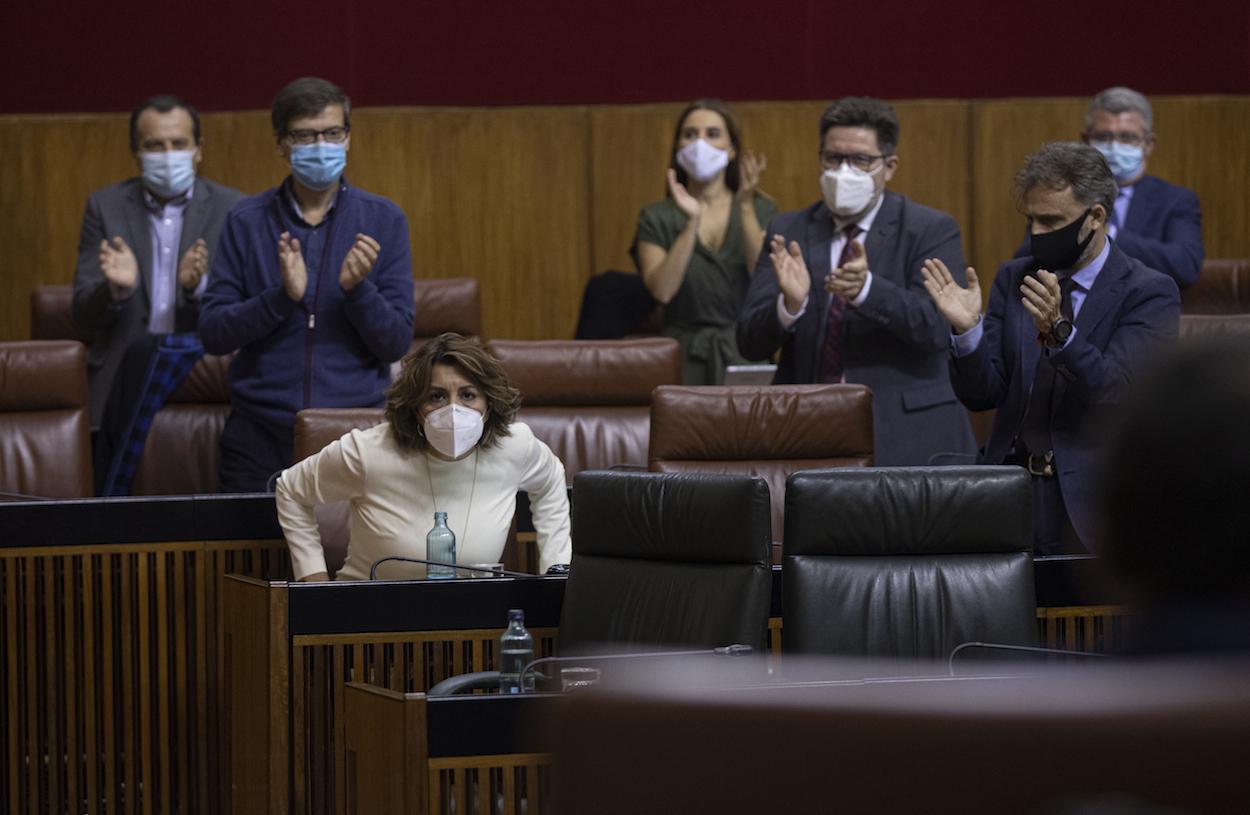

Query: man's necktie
left=818, top=225, right=862, bottom=383
left=1020, top=275, right=1078, bottom=456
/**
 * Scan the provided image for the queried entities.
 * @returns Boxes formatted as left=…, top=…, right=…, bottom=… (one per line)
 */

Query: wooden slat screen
left=291, top=629, right=558, bottom=815
left=0, top=540, right=286, bottom=815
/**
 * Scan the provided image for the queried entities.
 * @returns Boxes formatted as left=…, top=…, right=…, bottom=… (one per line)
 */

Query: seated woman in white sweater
left=276, top=333, right=572, bottom=581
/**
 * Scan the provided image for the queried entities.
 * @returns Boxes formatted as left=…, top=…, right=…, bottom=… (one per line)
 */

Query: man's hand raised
left=339, top=234, right=380, bottom=291
left=921, top=258, right=983, bottom=334
left=278, top=231, right=308, bottom=302
left=99, top=237, right=138, bottom=298
left=770, top=234, right=810, bottom=315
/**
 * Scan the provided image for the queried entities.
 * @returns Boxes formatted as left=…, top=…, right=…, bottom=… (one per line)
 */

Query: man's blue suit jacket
left=950, top=241, right=1180, bottom=547
left=1014, top=174, right=1203, bottom=289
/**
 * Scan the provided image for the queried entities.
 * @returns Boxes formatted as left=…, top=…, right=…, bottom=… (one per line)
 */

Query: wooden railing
left=0, top=495, right=287, bottom=815
left=223, top=576, right=565, bottom=815
left=343, top=684, right=558, bottom=815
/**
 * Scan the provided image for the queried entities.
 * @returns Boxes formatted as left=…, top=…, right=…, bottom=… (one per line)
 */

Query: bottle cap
left=507, top=608, right=524, bottom=623
left=434, top=511, right=448, bottom=522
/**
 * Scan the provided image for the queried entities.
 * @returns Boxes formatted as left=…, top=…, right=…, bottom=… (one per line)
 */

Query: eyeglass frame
left=1085, top=129, right=1152, bottom=148
left=818, top=150, right=889, bottom=172
left=282, top=125, right=351, bottom=145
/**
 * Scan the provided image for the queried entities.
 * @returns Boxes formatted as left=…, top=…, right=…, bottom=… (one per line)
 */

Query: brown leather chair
left=488, top=338, right=682, bottom=482
left=1182, top=258, right=1250, bottom=314
left=129, top=353, right=233, bottom=495
left=412, top=277, right=483, bottom=346
left=291, top=408, right=387, bottom=577
left=0, top=341, right=92, bottom=499
left=29, top=284, right=92, bottom=345
left=648, top=384, right=874, bottom=547
left=1179, top=312, right=1250, bottom=339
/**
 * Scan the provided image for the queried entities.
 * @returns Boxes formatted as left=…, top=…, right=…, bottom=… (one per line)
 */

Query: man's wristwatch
left=1041, top=317, right=1074, bottom=349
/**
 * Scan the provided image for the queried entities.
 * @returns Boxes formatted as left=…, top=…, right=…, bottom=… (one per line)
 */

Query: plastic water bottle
left=499, top=609, right=534, bottom=693
left=426, top=512, right=456, bottom=579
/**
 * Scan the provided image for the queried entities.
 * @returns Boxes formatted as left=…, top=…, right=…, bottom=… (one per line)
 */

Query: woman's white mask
left=676, top=138, right=730, bottom=183
left=423, top=403, right=484, bottom=458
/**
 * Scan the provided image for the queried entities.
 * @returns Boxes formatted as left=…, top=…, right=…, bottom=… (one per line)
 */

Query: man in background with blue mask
left=1083, top=87, right=1203, bottom=289
left=73, top=95, right=244, bottom=429
left=201, top=77, right=415, bottom=493
left=737, top=97, right=975, bottom=466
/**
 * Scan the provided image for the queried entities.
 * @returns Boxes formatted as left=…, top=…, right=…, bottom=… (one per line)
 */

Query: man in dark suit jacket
left=737, top=97, right=974, bottom=466
left=73, top=95, right=244, bottom=425
left=924, top=142, right=1180, bottom=554
left=1014, top=87, right=1203, bottom=289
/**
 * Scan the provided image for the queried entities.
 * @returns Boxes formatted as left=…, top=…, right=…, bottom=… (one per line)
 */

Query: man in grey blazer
left=73, top=94, right=244, bottom=426
left=737, top=97, right=974, bottom=466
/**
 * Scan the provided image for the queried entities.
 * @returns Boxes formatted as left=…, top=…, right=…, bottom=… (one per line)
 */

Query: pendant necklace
left=423, top=448, right=479, bottom=550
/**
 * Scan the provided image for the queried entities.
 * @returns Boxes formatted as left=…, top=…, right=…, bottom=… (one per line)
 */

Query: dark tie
left=1020, top=276, right=1078, bottom=456
left=819, top=225, right=861, bottom=383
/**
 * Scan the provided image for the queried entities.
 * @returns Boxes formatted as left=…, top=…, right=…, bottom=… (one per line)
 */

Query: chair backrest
left=29, top=284, right=92, bottom=344
left=130, top=352, right=233, bottom=495
left=488, top=338, right=681, bottom=482
left=412, top=278, right=483, bottom=345
left=561, top=470, right=773, bottom=653
left=291, top=408, right=387, bottom=577
left=648, top=384, right=874, bottom=543
left=0, top=341, right=92, bottom=498
left=1179, top=312, right=1250, bottom=339
left=783, top=466, right=1035, bottom=658
left=1182, top=258, right=1250, bottom=314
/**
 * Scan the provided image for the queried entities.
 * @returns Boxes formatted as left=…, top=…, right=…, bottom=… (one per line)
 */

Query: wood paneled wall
left=2, top=97, right=1247, bottom=344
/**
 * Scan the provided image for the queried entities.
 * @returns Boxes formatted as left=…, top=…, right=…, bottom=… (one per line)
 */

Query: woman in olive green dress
left=632, top=98, right=777, bottom=385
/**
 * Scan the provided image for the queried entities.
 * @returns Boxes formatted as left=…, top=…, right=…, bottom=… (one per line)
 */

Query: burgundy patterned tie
left=819, top=225, right=862, bottom=383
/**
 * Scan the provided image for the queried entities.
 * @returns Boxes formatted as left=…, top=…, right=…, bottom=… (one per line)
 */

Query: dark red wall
left=4, top=1, right=1248, bottom=113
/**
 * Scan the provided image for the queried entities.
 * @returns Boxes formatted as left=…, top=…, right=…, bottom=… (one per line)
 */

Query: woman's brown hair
left=385, top=333, right=521, bottom=451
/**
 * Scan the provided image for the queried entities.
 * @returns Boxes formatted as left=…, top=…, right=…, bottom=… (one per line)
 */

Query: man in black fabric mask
left=920, top=142, right=1180, bottom=554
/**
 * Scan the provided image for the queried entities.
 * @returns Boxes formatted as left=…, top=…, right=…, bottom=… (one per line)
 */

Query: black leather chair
left=560, top=470, right=774, bottom=654
left=782, top=466, right=1036, bottom=658
left=427, top=469, right=773, bottom=695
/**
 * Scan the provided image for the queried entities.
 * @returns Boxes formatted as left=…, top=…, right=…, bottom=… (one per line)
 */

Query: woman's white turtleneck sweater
left=276, top=421, right=571, bottom=580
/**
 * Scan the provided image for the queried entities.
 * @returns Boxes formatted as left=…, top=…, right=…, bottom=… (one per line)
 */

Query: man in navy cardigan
left=1015, top=87, right=1203, bottom=290
left=924, top=142, right=1180, bottom=554
left=201, top=78, right=414, bottom=492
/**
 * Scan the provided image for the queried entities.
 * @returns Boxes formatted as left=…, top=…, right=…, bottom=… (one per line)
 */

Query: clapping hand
left=339, top=234, right=380, bottom=291
left=99, top=237, right=138, bottom=297
left=666, top=168, right=701, bottom=221
left=770, top=233, right=810, bottom=315
left=736, top=150, right=767, bottom=201
left=278, top=231, right=307, bottom=302
left=177, top=239, right=209, bottom=291
left=1020, top=269, right=1063, bottom=335
left=826, top=239, right=869, bottom=300
left=920, top=258, right=982, bottom=334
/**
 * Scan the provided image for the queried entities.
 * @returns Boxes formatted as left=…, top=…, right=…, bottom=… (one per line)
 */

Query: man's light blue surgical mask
left=1093, top=141, right=1144, bottom=183
left=141, top=150, right=197, bottom=199
left=290, top=142, right=347, bottom=191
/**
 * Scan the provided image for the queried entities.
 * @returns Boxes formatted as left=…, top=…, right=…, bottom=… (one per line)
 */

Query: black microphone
left=518, top=643, right=755, bottom=692
left=946, top=641, right=1109, bottom=676
left=368, top=555, right=536, bottom=581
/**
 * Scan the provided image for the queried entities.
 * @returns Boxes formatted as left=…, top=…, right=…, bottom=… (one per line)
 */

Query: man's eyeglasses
left=1086, top=130, right=1149, bottom=148
left=819, top=151, right=886, bottom=172
left=284, top=126, right=350, bottom=145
